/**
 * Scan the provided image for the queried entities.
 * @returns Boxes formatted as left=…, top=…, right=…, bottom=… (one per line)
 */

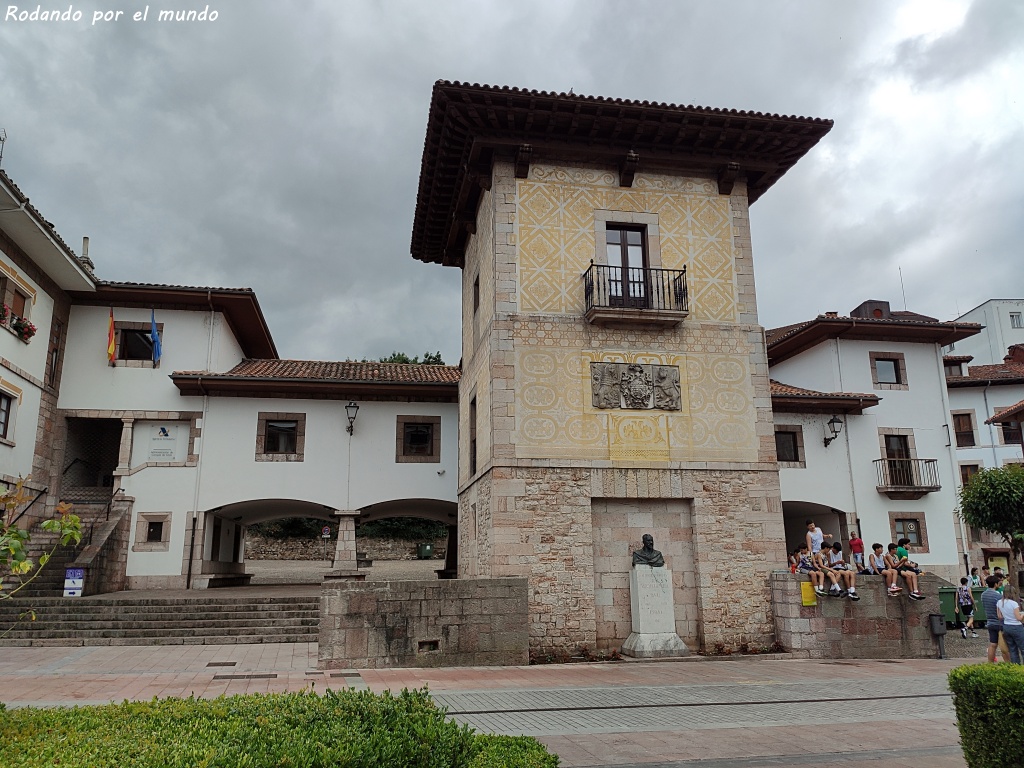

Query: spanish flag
left=107, top=308, right=115, bottom=363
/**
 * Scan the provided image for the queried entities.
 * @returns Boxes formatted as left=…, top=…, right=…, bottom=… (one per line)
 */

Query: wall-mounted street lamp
left=823, top=415, right=844, bottom=447
left=345, top=402, right=360, bottom=435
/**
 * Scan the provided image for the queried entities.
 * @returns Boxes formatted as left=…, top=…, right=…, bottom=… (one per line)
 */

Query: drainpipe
left=833, top=339, right=861, bottom=536
left=936, top=347, right=972, bottom=576
left=186, top=293, right=216, bottom=588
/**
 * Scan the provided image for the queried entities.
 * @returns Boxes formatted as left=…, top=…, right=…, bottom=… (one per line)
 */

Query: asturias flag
left=107, top=308, right=115, bottom=363
left=150, top=309, right=162, bottom=364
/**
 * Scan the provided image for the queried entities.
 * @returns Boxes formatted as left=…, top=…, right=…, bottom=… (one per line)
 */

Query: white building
left=947, top=299, right=1024, bottom=365
left=767, top=300, right=981, bottom=582
left=944, top=343, right=1024, bottom=571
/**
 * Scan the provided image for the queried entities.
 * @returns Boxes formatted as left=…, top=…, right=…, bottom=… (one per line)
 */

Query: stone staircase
left=0, top=593, right=321, bottom=647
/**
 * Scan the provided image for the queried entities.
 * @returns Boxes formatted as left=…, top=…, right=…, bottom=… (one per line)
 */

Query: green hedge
left=0, top=688, right=557, bottom=768
left=949, top=663, right=1024, bottom=768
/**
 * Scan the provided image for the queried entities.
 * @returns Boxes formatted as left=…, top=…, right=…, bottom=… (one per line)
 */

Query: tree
left=1, top=479, right=82, bottom=634
left=374, top=351, right=445, bottom=365
left=959, top=464, right=1024, bottom=586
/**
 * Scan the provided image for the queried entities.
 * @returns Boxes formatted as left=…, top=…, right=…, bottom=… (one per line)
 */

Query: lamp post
left=345, top=402, right=359, bottom=435
left=823, top=414, right=844, bottom=447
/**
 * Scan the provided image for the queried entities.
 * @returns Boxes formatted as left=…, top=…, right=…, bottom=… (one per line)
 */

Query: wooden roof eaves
left=771, top=393, right=880, bottom=415
left=170, top=374, right=459, bottom=401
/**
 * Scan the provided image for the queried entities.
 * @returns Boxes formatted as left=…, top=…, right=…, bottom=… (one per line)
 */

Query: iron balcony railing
left=583, top=263, right=688, bottom=314
left=873, top=458, right=941, bottom=490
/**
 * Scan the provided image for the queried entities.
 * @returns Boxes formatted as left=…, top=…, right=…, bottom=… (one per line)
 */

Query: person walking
left=996, top=584, right=1024, bottom=664
left=981, top=575, right=1004, bottom=663
left=956, top=577, right=978, bottom=638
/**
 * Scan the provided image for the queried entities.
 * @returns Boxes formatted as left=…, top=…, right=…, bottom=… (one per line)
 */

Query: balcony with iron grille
left=583, top=263, right=688, bottom=327
left=873, top=458, right=941, bottom=500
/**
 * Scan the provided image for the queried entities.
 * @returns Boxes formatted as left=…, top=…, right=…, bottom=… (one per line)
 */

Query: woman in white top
left=996, top=584, right=1024, bottom=665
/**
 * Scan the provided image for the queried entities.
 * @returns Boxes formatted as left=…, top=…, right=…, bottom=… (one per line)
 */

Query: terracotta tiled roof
left=943, top=355, right=974, bottom=364
left=177, top=359, right=461, bottom=384
left=770, top=379, right=880, bottom=414
left=97, top=280, right=254, bottom=293
left=765, top=313, right=981, bottom=364
left=0, top=169, right=95, bottom=277
left=987, top=398, right=1024, bottom=425
left=412, top=80, right=833, bottom=265
left=770, top=380, right=876, bottom=400
left=946, top=361, right=1024, bottom=387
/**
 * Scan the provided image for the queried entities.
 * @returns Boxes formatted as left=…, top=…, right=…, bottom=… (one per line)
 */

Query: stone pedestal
left=621, top=566, right=690, bottom=658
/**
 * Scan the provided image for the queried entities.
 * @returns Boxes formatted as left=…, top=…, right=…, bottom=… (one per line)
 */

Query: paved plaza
left=0, top=641, right=976, bottom=767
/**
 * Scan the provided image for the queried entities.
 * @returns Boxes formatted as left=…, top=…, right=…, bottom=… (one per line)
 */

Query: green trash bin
left=939, top=586, right=990, bottom=627
left=416, top=542, right=434, bottom=560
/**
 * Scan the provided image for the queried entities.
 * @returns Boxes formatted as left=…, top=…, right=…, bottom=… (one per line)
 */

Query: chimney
left=80, top=236, right=95, bottom=270
left=1005, top=345, right=1024, bottom=364
left=824, top=312, right=839, bottom=318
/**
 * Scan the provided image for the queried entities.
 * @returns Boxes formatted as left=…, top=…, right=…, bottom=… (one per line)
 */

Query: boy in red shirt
left=849, top=531, right=866, bottom=573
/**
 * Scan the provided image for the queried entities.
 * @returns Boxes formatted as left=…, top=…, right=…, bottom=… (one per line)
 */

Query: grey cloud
left=0, top=0, right=1020, bottom=363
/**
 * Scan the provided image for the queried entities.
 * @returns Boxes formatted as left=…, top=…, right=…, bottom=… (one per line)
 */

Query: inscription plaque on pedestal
left=621, top=566, right=691, bottom=658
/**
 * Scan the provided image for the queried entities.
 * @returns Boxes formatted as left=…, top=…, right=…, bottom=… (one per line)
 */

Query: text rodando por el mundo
left=5, top=5, right=219, bottom=24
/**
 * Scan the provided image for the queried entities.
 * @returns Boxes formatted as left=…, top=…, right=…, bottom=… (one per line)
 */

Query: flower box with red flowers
left=10, top=315, right=36, bottom=342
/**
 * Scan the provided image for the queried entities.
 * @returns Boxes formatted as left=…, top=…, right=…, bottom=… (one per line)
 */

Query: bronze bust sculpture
left=632, top=534, right=665, bottom=567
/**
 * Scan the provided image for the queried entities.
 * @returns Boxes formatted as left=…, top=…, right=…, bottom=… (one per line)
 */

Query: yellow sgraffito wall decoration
left=514, top=348, right=757, bottom=464
left=517, top=165, right=737, bottom=322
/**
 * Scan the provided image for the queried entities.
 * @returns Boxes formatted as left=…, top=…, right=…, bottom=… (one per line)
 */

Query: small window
left=944, top=363, right=963, bottom=377
left=395, top=415, right=441, bottom=463
left=255, top=412, right=305, bottom=461
left=9, top=290, right=28, bottom=320
left=0, top=392, right=12, bottom=440
left=775, top=430, right=800, bottom=463
left=146, top=521, right=164, bottom=543
left=1011, top=312, right=1023, bottom=329
left=1003, top=421, right=1023, bottom=445
left=875, top=358, right=900, bottom=385
left=46, top=319, right=63, bottom=388
left=960, top=464, right=980, bottom=487
left=952, top=413, right=976, bottom=447
left=120, top=329, right=155, bottom=361
left=894, top=518, right=922, bottom=546
left=404, top=424, right=433, bottom=455
left=265, top=421, right=298, bottom=453
left=469, top=397, right=477, bottom=476
left=473, top=275, right=480, bottom=314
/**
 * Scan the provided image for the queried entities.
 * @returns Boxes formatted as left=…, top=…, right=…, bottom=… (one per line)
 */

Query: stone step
left=1, top=595, right=321, bottom=607
left=0, top=632, right=319, bottom=648
left=0, top=624, right=319, bottom=640
left=0, top=614, right=321, bottom=630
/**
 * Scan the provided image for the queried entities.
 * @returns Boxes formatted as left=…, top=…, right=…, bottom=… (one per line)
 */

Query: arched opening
left=194, top=497, right=459, bottom=587
left=782, top=500, right=853, bottom=556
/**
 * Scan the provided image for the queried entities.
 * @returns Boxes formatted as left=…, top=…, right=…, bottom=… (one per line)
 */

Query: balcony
left=583, top=264, right=688, bottom=327
left=873, top=458, right=941, bottom=500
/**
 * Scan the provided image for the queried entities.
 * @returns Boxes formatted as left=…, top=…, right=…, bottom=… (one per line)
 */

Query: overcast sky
left=1, top=0, right=1020, bottom=364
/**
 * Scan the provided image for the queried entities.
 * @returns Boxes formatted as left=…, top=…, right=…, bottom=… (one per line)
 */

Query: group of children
left=788, top=520, right=926, bottom=601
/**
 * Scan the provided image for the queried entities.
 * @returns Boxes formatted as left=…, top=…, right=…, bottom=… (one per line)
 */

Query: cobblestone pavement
left=1, top=643, right=977, bottom=767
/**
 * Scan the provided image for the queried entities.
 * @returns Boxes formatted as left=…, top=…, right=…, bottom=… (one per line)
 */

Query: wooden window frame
left=951, top=411, right=977, bottom=448
left=395, top=415, right=441, bottom=464
left=0, top=391, right=12, bottom=442
left=888, top=511, right=930, bottom=554
left=959, top=462, right=981, bottom=488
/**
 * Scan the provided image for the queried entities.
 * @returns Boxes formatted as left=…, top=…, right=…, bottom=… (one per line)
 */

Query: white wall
left=121, top=396, right=458, bottom=579
left=58, top=305, right=241, bottom=411
left=196, top=398, right=458, bottom=511
left=774, top=337, right=964, bottom=577
left=949, top=384, right=1024, bottom=472
left=0, top=249, right=56, bottom=480
left=954, top=299, right=1024, bottom=365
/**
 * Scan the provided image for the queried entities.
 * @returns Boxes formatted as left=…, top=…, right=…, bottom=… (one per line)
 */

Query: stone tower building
left=410, top=81, right=832, bottom=653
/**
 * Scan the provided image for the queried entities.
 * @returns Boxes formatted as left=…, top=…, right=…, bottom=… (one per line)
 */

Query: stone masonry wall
left=771, top=572, right=942, bottom=659
left=318, top=577, right=528, bottom=669
left=244, top=534, right=447, bottom=561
